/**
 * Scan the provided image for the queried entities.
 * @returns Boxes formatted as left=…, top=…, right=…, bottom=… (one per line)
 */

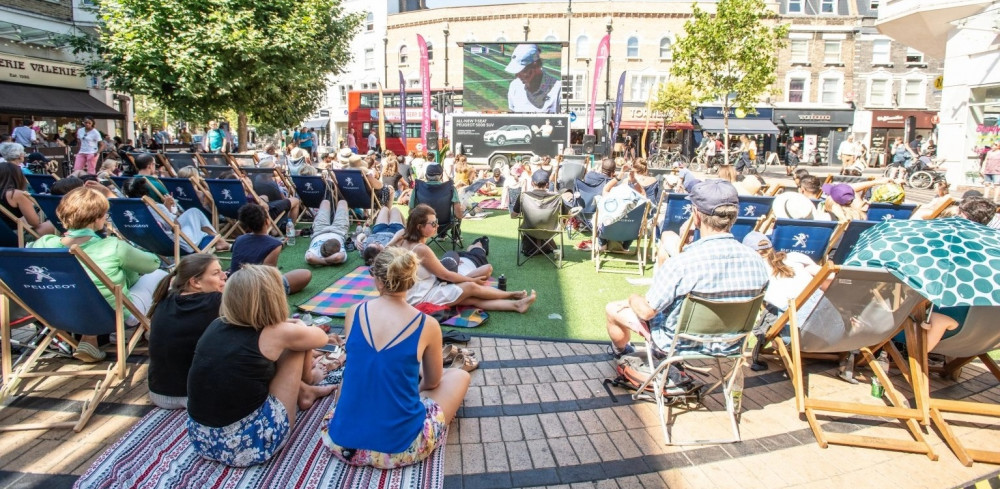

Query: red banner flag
left=417, top=34, right=431, bottom=151
left=588, top=34, right=610, bottom=136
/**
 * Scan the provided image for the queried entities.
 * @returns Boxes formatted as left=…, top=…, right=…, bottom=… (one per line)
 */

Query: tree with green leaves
left=651, top=81, right=697, bottom=151
left=74, top=0, right=361, bottom=151
left=671, top=0, right=788, bottom=164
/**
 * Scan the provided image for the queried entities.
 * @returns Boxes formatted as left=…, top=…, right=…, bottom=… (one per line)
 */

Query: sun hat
left=772, top=192, right=818, bottom=220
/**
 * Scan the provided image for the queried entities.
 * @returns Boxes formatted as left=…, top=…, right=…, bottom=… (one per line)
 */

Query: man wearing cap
left=512, top=169, right=575, bottom=255
left=411, top=163, right=463, bottom=220
left=505, top=44, right=561, bottom=113
left=605, top=179, right=769, bottom=359
left=254, top=156, right=302, bottom=223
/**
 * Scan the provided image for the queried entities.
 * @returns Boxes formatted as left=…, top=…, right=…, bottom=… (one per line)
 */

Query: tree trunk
left=238, top=111, right=249, bottom=153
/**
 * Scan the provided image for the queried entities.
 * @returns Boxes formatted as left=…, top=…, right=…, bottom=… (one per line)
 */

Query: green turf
left=277, top=205, right=650, bottom=343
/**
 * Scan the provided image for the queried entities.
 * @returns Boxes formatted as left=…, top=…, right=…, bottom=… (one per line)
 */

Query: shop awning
left=695, top=117, right=779, bottom=135
left=0, top=82, right=124, bottom=120
left=618, top=121, right=695, bottom=130
left=301, top=118, right=329, bottom=129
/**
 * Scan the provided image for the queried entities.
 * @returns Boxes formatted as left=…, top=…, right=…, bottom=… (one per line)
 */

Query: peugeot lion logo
left=25, top=266, right=55, bottom=283
left=304, top=183, right=314, bottom=191
left=175, top=187, right=187, bottom=198
left=222, top=189, right=233, bottom=200
left=345, top=177, right=355, bottom=188
left=123, top=210, right=139, bottom=224
left=792, top=233, right=809, bottom=248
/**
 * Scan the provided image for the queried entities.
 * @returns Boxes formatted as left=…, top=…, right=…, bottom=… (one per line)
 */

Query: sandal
left=73, top=341, right=106, bottom=363
left=442, top=344, right=459, bottom=367
left=451, top=353, right=480, bottom=372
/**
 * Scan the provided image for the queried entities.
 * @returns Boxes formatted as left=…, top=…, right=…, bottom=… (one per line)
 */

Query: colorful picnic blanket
left=74, top=393, right=447, bottom=489
left=298, top=266, right=492, bottom=327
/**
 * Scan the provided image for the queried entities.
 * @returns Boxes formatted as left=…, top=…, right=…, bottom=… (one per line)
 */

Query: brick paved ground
left=1, top=335, right=998, bottom=489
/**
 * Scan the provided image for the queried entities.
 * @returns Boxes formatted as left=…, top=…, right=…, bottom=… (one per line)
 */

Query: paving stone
left=567, top=435, right=602, bottom=464
left=461, top=443, right=486, bottom=474
left=587, top=433, right=623, bottom=462
left=566, top=380, right=593, bottom=400
left=500, top=367, right=521, bottom=385
left=519, top=367, right=540, bottom=384
left=538, top=413, right=567, bottom=438
left=557, top=412, right=588, bottom=437
left=482, top=368, right=503, bottom=386
left=479, top=417, right=503, bottom=443
left=575, top=410, right=607, bottom=435
left=557, top=462, right=607, bottom=484
left=499, top=416, right=524, bottom=442
left=480, top=385, right=501, bottom=406
left=460, top=418, right=481, bottom=444
left=520, top=415, right=546, bottom=440
left=482, top=441, right=509, bottom=472
left=463, top=386, right=483, bottom=407
left=547, top=437, right=580, bottom=466
left=510, top=467, right=560, bottom=488
left=596, top=407, right=626, bottom=432
left=443, top=443, right=463, bottom=475
left=525, top=344, right=545, bottom=359
left=605, top=431, right=642, bottom=459
left=549, top=365, right=572, bottom=382
left=463, top=471, right=512, bottom=489
left=535, top=366, right=557, bottom=383
left=517, top=384, right=541, bottom=404
left=526, top=438, right=556, bottom=468
left=504, top=440, right=532, bottom=470
left=496, top=347, right=515, bottom=361
left=498, top=385, right=521, bottom=405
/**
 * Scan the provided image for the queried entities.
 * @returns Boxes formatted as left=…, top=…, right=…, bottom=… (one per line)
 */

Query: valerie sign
left=0, top=53, right=88, bottom=90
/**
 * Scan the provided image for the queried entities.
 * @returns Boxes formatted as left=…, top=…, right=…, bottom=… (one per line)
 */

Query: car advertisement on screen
left=451, top=114, right=570, bottom=163
left=462, top=42, right=562, bottom=114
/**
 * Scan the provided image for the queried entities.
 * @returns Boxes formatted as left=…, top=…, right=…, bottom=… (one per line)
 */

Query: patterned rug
left=74, top=393, right=447, bottom=489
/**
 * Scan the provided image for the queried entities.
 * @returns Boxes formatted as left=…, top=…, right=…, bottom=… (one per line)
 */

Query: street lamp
left=565, top=0, right=572, bottom=115
left=382, top=36, right=388, bottom=87
left=443, top=23, right=450, bottom=88
left=605, top=17, right=612, bottom=103
left=523, top=19, right=530, bottom=41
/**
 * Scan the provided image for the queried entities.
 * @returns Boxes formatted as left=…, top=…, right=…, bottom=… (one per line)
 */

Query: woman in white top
left=74, top=116, right=105, bottom=174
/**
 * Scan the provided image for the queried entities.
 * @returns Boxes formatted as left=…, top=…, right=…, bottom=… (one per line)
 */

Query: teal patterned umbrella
left=844, top=217, right=1000, bottom=307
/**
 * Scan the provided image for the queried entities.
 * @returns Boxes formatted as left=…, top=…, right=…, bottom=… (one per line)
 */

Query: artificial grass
left=276, top=205, right=651, bottom=343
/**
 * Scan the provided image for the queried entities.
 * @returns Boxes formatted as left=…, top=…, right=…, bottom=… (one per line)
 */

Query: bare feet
left=298, top=383, right=337, bottom=411
left=214, top=239, right=231, bottom=252
left=510, top=290, right=528, bottom=300
left=514, top=290, right=537, bottom=313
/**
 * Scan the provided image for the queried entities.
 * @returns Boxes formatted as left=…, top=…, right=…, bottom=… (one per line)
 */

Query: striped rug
left=74, top=394, right=446, bottom=489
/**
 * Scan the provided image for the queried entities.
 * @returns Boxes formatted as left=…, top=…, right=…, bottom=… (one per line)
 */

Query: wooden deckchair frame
left=918, top=196, right=955, bottom=220
left=763, top=263, right=939, bottom=460
left=132, top=196, right=221, bottom=263
left=592, top=201, right=651, bottom=275
left=0, top=205, right=41, bottom=247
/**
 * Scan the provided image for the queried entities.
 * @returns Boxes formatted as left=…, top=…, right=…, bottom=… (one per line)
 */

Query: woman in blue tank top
left=321, top=247, right=471, bottom=469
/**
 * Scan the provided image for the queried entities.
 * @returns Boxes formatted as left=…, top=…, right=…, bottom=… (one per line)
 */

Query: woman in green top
left=31, top=186, right=168, bottom=362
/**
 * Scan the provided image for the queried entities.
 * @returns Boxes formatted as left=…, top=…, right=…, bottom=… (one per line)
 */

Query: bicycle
left=647, top=148, right=689, bottom=170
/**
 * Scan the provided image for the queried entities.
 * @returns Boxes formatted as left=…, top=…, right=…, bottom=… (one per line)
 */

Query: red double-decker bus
left=347, top=89, right=460, bottom=155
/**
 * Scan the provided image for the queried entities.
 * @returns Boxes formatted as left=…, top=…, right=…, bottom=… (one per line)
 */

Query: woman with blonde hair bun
left=322, top=247, right=471, bottom=469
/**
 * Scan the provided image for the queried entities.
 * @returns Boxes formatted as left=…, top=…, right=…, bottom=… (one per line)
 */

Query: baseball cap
left=532, top=170, right=550, bottom=186
left=683, top=177, right=702, bottom=194
left=425, top=163, right=443, bottom=178
left=688, top=179, right=738, bottom=215
left=505, top=44, right=542, bottom=74
left=440, top=252, right=460, bottom=273
left=821, top=183, right=856, bottom=206
left=742, top=231, right=773, bottom=251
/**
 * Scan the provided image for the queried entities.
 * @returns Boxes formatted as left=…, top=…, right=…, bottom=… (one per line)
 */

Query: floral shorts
left=320, top=397, right=446, bottom=469
left=187, top=394, right=290, bottom=467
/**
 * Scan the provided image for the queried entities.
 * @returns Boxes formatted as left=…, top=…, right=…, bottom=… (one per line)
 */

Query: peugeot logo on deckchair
left=123, top=210, right=139, bottom=224
left=25, top=266, right=56, bottom=283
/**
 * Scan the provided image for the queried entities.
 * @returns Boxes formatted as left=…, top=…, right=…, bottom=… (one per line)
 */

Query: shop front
left=773, top=108, right=854, bottom=166
left=0, top=52, right=126, bottom=146
left=869, top=110, right=937, bottom=167
left=694, top=106, right=779, bottom=156
left=614, top=103, right=695, bottom=157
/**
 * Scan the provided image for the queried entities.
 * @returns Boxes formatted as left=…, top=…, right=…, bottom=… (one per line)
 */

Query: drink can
left=870, top=378, right=884, bottom=398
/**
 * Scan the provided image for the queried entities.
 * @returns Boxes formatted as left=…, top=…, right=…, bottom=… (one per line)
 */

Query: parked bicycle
left=647, top=147, right=689, bottom=169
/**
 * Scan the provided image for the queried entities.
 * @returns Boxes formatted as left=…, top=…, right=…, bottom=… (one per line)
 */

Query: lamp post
left=443, top=23, right=450, bottom=88
left=605, top=17, right=612, bottom=104
left=523, top=19, right=530, bottom=41
left=565, top=0, right=572, bottom=115
left=382, top=36, right=388, bottom=87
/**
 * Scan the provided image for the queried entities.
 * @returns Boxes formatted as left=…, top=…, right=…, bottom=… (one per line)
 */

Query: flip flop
left=451, top=353, right=480, bottom=372
left=442, top=330, right=471, bottom=344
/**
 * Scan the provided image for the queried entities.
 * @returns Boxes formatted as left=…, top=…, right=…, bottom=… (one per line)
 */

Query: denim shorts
left=372, top=222, right=404, bottom=235
left=188, top=394, right=290, bottom=467
left=984, top=174, right=1000, bottom=184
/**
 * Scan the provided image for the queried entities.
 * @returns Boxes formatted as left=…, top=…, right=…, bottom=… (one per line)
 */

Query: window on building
left=872, top=40, right=891, bottom=64
left=788, top=77, right=806, bottom=103
left=496, top=36, right=506, bottom=42
left=576, top=35, right=590, bottom=58
left=821, top=0, right=834, bottom=13
left=902, top=79, right=924, bottom=106
left=788, top=0, right=802, bottom=13
left=544, top=34, right=558, bottom=42
left=906, top=48, right=924, bottom=64
left=426, top=42, right=434, bottom=61
left=339, top=85, right=350, bottom=105
left=364, top=48, right=374, bottom=70
left=409, top=79, right=419, bottom=88
left=630, top=75, right=659, bottom=101
left=571, top=73, right=586, bottom=100
left=365, top=12, right=374, bottom=32
left=399, top=45, right=409, bottom=65
left=820, top=77, right=840, bottom=104
left=869, top=79, right=891, bottom=106
left=790, top=40, right=809, bottom=63
left=824, top=41, right=841, bottom=64
left=659, top=37, right=672, bottom=59
left=870, top=0, right=880, bottom=9
left=627, top=37, right=639, bottom=58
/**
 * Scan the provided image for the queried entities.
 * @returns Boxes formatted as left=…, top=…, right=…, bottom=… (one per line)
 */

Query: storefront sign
left=696, top=106, right=773, bottom=120
left=773, top=109, right=854, bottom=127
left=870, top=110, right=936, bottom=129
left=0, top=53, right=88, bottom=90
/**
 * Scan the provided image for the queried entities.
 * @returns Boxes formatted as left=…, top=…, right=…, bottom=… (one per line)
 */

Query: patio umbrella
left=844, top=217, right=1000, bottom=307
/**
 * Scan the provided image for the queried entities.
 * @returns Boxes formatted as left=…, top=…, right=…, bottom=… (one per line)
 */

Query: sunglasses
left=425, top=220, right=439, bottom=227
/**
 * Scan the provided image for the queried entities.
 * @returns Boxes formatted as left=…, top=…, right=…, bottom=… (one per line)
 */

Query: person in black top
left=230, top=203, right=311, bottom=294
left=186, top=265, right=339, bottom=467
left=253, top=156, right=301, bottom=222
left=147, top=254, right=226, bottom=409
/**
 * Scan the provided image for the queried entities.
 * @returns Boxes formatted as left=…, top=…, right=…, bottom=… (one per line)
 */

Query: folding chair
left=198, top=153, right=232, bottom=168
left=108, top=197, right=220, bottom=263
left=158, top=177, right=215, bottom=227
left=412, top=179, right=463, bottom=251
left=162, top=153, right=200, bottom=175
left=656, top=192, right=695, bottom=240
left=290, top=174, right=333, bottom=222
left=0, top=246, right=150, bottom=432
left=31, top=194, right=65, bottom=234
left=555, top=161, right=587, bottom=193
left=631, top=292, right=765, bottom=445
left=866, top=202, right=918, bottom=222
left=919, top=196, right=955, bottom=219
left=737, top=195, right=775, bottom=220
left=642, top=180, right=661, bottom=206
left=516, top=192, right=570, bottom=268
left=0, top=207, right=39, bottom=248
left=768, top=218, right=843, bottom=263
left=823, top=174, right=875, bottom=184
left=592, top=202, right=651, bottom=275
left=199, top=165, right=235, bottom=179
left=25, top=173, right=58, bottom=195
left=228, top=153, right=258, bottom=168
left=827, top=220, right=878, bottom=265
left=761, top=264, right=937, bottom=459
left=569, top=178, right=604, bottom=237
left=205, top=178, right=284, bottom=240
left=330, top=169, right=380, bottom=225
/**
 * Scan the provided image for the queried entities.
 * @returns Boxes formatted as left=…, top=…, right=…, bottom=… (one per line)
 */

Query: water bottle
left=729, top=364, right=745, bottom=413
left=285, top=219, right=296, bottom=246
left=497, top=274, right=506, bottom=291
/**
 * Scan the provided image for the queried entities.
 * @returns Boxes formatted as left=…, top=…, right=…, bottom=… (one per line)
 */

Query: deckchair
left=205, top=178, right=284, bottom=240
left=198, top=153, right=232, bottom=168
left=919, top=196, right=955, bottom=219
left=108, top=197, right=220, bottom=263
left=0, top=207, right=39, bottom=247
left=657, top=193, right=694, bottom=237
left=592, top=202, right=651, bottom=275
left=570, top=177, right=605, bottom=237
left=824, top=174, right=875, bottom=184
left=0, top=246, right=149, bottom=432
left=555, top=161, right=586, bottom=193
left=31, top=194, right=65, bottom=234
left=762, top=263, right=937, bottom=459
left=827, top=220, right=878, bottom=265
left=681, top=216, right=764, bottom=251
left=228, top=153, right=258, bottom=168
left=866, top=202, right=918, bottom=222
left=162, top=153, right=200, bottom=174
left=516, top=192, right=571, bottom=268
left=737, top=195, right=775, bottom=220
left=199, top=165, right=235, bottom=179
left=768, top=218, right=843, bottom=263
left=290, top=174, right=333, bottom=222
left=412, top=180, right=462, bottom=251
left=642, top=180, right=661, bottom=208
left=158, top=177, right=215, bottom=226
left=25, top=173, right=58, bottom=195
left=110, top=175, right=168, bottom=202
left=629, top=292, right=765, bottom=445
left=330, top=169, right=380, bottom=224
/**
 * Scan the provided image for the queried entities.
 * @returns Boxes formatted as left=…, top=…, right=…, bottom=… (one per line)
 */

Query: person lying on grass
left=231, top=202, right=311, bottom=293
left=304, top=198, right=350, bottom=266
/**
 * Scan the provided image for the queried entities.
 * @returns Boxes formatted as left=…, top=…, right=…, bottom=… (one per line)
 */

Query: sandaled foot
left=514, top=290, right=537, bottom=313
left=298, top=383, right=337, bottom=411
left=451, top=353, right=480, bottom=372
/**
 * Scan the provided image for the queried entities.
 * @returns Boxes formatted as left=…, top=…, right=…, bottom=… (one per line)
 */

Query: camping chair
left=866, top=202, right=918, bottom=222
left=330, top=169, right=379, bottom=225
left=592, top=201, right=651, bottom=275
left=768, top=218, right=843, bottom=264
left=31, top=194, right=65, bottom=234
left=205, top=178, right=284, bottom=240
left=827, top=220, right=878, bottom=265
left=737, top=195, right=775, bottom=220
left=0, top=246, right=150, bottom=432
left=159, top=177, right=215, bottom=227
left=108, top=197, right=220, bottom=263
left=162, top=153, right=200, bottom=174
left=290, top=174, right=333, bottom=223
left=630, top=292, right=765, bottom=445
left=516, top=192, right=572, bottom=268
left=25, top=173, right=58, bottom=195
left=761, top=263, right=937, bottom=460
left=412, top=179, right=463, bottom=251
left=555, top=161, right=587, bottom=193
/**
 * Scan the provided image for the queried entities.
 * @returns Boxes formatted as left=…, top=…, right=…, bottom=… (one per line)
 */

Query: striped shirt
left=646, top=233, right=770, bottom=355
